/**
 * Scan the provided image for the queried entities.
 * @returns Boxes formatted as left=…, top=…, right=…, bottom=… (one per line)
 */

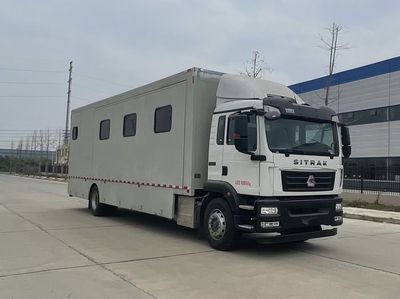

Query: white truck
left=68, top=68, right=351, bottom=250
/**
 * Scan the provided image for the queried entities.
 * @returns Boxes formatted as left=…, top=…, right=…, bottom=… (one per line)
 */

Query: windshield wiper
left=273, top=148, right=335, bottom=158
left=274, top=148, right=306, bottom=157
left=312, top=150, right=336, bottom=158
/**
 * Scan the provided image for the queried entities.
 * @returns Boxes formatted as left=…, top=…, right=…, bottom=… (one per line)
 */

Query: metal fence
left=39, top=164, right=68, bottom=178
left=344, top=166, right=400, bottom=195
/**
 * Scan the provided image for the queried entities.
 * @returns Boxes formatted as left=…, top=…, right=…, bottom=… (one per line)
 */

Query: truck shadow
left=73, top=206, right=325, bottom=255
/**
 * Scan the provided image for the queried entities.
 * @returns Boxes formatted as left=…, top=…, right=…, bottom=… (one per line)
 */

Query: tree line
left=4, top=129, right=67, bottom=175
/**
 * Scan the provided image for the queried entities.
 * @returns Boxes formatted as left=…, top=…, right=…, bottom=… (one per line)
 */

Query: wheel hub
left=208, top=209, right=226, bottom=240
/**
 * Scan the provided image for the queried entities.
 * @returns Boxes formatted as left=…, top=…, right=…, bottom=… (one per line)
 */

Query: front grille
left=281, top=171, right=335, bottom=192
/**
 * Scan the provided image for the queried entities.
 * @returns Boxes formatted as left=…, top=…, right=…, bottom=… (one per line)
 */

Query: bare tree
left=58, top=129, right=62, bottom=149
left=31, top=130, right=38, bottom=158
left=15, top=138, right=24, bottom=173
left=25, top=136, right=30, bottom=153
left=45, top=129, right=50, bottom=161
left=319, top=22, right=351, bottom=106
left=17, top=138, right=23, bottom=159
left=9, top=140, right=14, bottom=173
left=38, top=130, right=44, bottom=173
left=44, top=129, right=54, bottom=176
left=241, top=50, right=273, bottom=79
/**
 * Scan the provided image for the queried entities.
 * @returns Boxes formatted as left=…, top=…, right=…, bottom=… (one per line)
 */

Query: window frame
left=338, top=107, right=388, bottom=126
left=227, top=117, right=235, bottom=145
left=154, top=105, right=172, bottom=134
left=99, top=119, right=110, bottom=140
left=390, top=105, right=400, bottom=121
left=123, top=113, right=137, bottom=137
left=72, top=126, right=78, bottom=140
left=216, top=115, right=226, bottom=145
left=227, top=112, right=257, bottom=151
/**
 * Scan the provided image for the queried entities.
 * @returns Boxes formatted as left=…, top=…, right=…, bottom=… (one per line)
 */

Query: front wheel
left=203, top=198, right=239, bottom=250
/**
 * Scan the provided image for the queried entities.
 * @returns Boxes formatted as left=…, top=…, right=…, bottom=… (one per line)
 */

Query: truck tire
left=89, top=186, right=107, bottom=216
left=204, top=197, right=238, bottom=250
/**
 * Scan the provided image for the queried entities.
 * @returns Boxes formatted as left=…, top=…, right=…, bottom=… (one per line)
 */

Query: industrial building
left=289, top=56, right=400, bottom=181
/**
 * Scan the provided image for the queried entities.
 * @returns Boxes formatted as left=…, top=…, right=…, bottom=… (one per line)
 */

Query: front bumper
left=235, top=196, right=343, bottom=236
left=255, top=196, right=343, bottom=232
left=245, top=228, right=337, bottom=244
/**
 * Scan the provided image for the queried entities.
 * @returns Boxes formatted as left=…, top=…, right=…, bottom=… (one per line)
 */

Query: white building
left=54, top=144, right=69, bottom=165
left=289, top=56, right=400, bottom=180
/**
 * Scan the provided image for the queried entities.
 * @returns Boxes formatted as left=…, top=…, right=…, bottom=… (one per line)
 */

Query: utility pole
left=64, top=61, right=73, bottom=145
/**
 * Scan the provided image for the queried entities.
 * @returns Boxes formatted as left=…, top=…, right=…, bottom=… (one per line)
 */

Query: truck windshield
left=265, top=117, right=339, bottom=156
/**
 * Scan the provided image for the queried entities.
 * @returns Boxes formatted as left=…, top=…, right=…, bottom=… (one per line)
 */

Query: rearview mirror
left=233, top=115, right=249, bottom=154
left=341, top=126, right=351, bottom=146
left=341, top=126, right=351, bottom=158
left=342, top=145, right=351, bottom=158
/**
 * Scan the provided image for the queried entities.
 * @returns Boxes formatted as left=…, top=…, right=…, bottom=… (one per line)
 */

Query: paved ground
left=344, top=206, right=400, bottom=224
left=1, top=174, right=400, bottom=299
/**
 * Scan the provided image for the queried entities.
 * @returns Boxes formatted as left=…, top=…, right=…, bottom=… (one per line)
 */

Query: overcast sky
left=1, top=0, right=399, bottom=148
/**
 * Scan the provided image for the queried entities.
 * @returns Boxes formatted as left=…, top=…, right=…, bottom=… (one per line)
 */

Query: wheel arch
left=203, top=180, right=242, bottom=212
left=198, top=180, right=243, bottom=231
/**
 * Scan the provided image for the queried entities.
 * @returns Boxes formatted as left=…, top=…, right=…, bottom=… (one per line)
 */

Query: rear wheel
left=204, top=197, right=239, bottom=250
left=89, top=186, right=107, bottom=216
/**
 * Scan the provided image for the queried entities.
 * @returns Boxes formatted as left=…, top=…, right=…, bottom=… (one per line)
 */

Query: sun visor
left=263, top=98, right=336, bottom=122
left=216, top=74, right=304, bottom=104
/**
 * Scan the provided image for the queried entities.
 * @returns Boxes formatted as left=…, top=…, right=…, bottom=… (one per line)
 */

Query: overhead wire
left=74, top=73, right=132, bottom=88
left=0, top=67, right=65, bottom=73
left=0, top=81, right=64, bottom=85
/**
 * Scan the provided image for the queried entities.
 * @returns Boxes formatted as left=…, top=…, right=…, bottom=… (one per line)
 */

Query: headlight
left=260, top=207, right=279, bottom=215
left=335, top=203, right=342, bottom=211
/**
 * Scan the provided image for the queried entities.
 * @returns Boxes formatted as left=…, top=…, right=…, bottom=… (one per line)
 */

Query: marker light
left=260, top=207, right=279, bottom=215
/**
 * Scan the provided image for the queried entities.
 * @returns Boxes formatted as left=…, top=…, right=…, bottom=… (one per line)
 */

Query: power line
left=0, top=136, right=62, bottom=139
left=0, top=95, right=64, bottom=97
left=71, top=95, right=95, bottom=102
left=0, top=128, right=65, bottom=131
left=0, top=81, right=64, bottom=85
left=0, top=131, right=65, bottom=136
left=0, top=132, right=63, bottom=136
left=73, top=83, right=117, bottom=96
left=0, top=67, right=65, bottom=73
left=74, top=73, right=132, bottom=88
left=0, top=130, right=64, bottom=132
left=0, top=96, right=65, bottom=100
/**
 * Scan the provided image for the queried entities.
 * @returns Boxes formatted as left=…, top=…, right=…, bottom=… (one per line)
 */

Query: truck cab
left=203, top=74, right=351, bottom=249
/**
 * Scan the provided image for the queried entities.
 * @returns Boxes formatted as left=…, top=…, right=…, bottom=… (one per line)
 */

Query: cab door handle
left=222, top=166, right=228, bottom=176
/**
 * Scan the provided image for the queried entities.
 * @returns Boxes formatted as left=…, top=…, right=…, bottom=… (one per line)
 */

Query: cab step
left=237, top=224, right=255, bottom=231
left=238, top=205, right=254, bottom=211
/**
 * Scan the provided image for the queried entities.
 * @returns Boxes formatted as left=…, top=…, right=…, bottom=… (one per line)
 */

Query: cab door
left=208, top=114, right=227, bottom=181
left=221, top=112, right=260, bottom=195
